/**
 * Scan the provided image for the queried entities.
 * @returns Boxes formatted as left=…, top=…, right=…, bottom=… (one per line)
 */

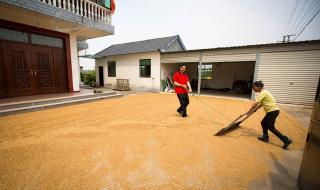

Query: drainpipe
left=197, top=51, right=203, bottom=96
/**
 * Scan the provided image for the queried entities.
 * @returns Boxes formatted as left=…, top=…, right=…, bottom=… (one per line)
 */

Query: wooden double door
left=0, top=41, right=69, bottom=98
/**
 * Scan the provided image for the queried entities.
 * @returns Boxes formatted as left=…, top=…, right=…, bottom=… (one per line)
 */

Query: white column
left=102, top=10, right=105, bottom=22
left=197, top=51, right=203, bottom=96
left=84, top=1, right=87, bottom=17
left=94, top=4, right=97, bottom=20
left=91, top=4, right=94, bottom=19
left=72, top=0, right=75, bottom=12
left=80, top=0, right=83, bottom=16
left=76, top=0, right=79, bottom=14
left=70, top=34, right=80, bottom=92
left=67, top=0, right=71, bottom=11
left=97, top=7, right=100, bottom=21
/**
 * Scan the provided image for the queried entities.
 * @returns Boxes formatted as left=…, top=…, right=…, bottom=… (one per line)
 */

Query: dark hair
left=252, top=81, right=264, bottom=88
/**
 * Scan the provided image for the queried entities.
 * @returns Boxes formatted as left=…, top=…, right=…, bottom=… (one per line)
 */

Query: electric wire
left=284, top=0, right=301, bottom=35
left=293, top=5, right=320, bottom=41
left=287, top=0, right=309, bottom=35
left=290, top=0, right=319, bottom=35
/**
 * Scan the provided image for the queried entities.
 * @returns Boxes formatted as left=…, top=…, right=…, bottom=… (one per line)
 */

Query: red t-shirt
left=173, top=71, right=189, bottom=94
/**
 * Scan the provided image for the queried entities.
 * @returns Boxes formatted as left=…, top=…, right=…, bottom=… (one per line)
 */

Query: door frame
left=98, top=66, right=104, bottom=86
left=0, top=19, right=74, bottom=93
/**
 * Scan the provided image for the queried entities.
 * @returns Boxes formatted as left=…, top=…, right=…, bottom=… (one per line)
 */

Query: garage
left=161, top=61, right=255, bottom=99
left=161, top=41, right=320, bottom=106
left=0, top=25, right=70, bottom=98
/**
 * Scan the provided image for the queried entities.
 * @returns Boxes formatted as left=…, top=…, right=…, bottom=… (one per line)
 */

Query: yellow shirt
left=255, top=89, right=279, bottom=113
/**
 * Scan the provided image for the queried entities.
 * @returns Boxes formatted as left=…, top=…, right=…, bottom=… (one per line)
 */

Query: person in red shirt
left=173, top=65, right=192, bottom=117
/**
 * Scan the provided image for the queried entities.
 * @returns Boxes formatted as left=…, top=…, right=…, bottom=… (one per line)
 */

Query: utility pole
left=281, top=35, right=296, bottom=43
left=287, top=34, right=295, bottom=42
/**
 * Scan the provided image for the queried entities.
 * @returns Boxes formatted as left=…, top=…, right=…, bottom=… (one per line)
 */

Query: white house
left=94, top=35, right=186, bottom=91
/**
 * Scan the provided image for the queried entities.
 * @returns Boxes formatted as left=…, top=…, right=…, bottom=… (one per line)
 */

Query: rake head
left=214, top=121, right=242, bottom=136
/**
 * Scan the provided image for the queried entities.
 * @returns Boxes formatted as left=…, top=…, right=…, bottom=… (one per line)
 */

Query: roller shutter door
left=257, top=50, right=320, bottom=105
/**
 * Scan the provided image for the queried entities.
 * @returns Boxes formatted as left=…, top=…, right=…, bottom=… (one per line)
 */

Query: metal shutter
left=257, top=50, right=320, bottom=106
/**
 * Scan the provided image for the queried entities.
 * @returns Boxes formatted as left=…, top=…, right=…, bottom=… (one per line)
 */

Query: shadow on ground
left=248, top=151, right=302, bottom=190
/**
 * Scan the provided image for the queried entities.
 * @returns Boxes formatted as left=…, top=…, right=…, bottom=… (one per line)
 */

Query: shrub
left=83, top=70, right=96, bottom=87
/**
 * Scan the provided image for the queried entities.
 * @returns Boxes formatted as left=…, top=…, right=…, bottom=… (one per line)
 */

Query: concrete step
left=0, top=92, right=122, bottom=116
left=0, top=91, right=117, bottom=111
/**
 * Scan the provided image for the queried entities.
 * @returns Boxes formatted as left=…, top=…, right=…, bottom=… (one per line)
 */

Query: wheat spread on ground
left=0, top=93, right=307, bottom=190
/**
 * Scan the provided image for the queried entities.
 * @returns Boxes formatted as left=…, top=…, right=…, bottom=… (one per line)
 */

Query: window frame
left=139, top=59, right=151, bottom=78
left=200, top=64, right=213, bottom=80
left=107, top=61, right=116, bottom=77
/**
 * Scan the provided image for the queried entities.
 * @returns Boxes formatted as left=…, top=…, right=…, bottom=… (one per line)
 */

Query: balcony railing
left=38, top=0, right=112, bottom=24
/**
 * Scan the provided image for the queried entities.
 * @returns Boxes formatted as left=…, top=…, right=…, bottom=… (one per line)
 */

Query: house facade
left=0, top=0, right=114, bottom=98
left=95, top=35, right=320, bottom=106
left=94, top=35, right=186, bottom=91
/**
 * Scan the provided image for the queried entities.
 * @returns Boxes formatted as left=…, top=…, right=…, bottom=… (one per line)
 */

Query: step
left=0, top=91, right=117, bottom=111
left=0, top=93, right=122, bottom=116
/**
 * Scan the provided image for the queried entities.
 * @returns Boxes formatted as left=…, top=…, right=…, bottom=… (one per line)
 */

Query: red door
left=1, top=41, right=36, bottom=97
left=32, top=46, right=56, bottom=95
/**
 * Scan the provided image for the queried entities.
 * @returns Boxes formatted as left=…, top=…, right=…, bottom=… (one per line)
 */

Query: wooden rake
left=214, top=106, right=260, bottom=136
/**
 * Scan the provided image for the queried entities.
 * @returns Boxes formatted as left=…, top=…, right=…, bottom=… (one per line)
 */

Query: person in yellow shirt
left=245, top=81, right=292, bottom=149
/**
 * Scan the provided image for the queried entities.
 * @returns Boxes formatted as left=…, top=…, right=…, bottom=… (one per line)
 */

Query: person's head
left=179, top=65, right=186, bottom=73
left=252, top=81, right=264, bottom=92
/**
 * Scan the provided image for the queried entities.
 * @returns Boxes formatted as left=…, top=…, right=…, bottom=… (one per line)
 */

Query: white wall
left=161, top=62, right=255, bottom=90
left=70, top=34, right=80, bottom=91
left=161, top=62, right=198, bottom=80
left=201, top=62, right=255, bottom=89
left=95, top=52, right=161, bottom=91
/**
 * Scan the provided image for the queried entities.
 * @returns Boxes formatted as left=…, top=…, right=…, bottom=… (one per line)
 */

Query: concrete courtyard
left=0, top=93, right=308, bottom=190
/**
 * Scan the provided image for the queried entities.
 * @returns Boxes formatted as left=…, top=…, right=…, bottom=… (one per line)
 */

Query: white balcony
left=38, top=0, right=112, bottom=25
left=0, top=0, right=114, bottom=40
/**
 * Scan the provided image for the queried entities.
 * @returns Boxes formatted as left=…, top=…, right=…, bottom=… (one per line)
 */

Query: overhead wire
left=283, top=0, right=301, bottom=35
left=287, top=0, right=309, bottom=35
left=290, top=0, right=319, bottom=35
left=293, top=5, right=320, bottom=41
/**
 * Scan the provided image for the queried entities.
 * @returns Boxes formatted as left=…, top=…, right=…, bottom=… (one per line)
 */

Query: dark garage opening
left=161, top=61, right=255, bottom=99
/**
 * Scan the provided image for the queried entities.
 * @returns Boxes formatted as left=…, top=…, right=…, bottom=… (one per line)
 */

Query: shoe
left=257, top=135, right=269, bottom=143
left=177, top=108, right=182, bottom=115
left=282, top=137, right=292, bottom=149
left=182, top=114, right=187, bottom=117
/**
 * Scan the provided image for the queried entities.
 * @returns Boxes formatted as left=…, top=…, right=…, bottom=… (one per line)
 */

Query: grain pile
left=0, top=93, right=307, bottom=190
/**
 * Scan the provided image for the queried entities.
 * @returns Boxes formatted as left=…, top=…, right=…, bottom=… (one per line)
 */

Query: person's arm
left=187, top=81, right=192, bottom=92
left=174, top=81, right=188, bottom=89
left=243, top=92, right=264, bottom=115
left=246, top=102, right=261, bottom=114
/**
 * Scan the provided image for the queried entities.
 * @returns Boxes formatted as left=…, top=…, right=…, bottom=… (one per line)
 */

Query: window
left=108, top=61, right=116, bottom=77
left=92, top=0, right=111, bottom=8
left=200, top=64, right=213, bottom=80
left=140, top=59, right=151, bottom=78
left=0, top=27, right=28, bottom=43
left=31, top=34, right=63, bottom=48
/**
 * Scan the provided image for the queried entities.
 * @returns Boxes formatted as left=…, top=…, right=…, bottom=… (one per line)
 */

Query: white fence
left=39, top=0, right=112, bottom=24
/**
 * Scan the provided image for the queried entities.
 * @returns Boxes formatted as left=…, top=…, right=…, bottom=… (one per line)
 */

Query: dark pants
left=177, top=93, right=189, bottom=116
left=261, top=110, right=286, bottom=142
